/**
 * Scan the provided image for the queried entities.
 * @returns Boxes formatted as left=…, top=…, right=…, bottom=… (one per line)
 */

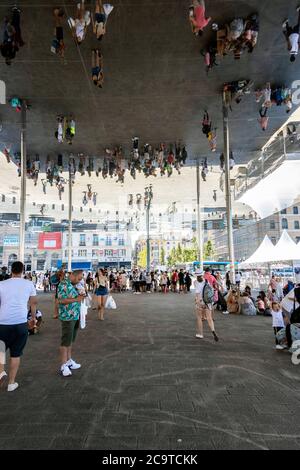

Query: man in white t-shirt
left=0, top=261, right=37, bottom=392
left=194, top=270, right=218, bottom=342
left=283, top=6, right=300, bottom=63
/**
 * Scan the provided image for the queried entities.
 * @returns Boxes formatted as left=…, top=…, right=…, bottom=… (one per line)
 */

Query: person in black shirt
left=178, top=269, right=185, bottom=293
left=0, top=267, right=10, bottom=281
left=185, top=272, right=192, bottom=292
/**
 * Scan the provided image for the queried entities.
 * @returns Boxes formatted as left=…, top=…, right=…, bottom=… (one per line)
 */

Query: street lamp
left=144, top=185, right=153, bottom=272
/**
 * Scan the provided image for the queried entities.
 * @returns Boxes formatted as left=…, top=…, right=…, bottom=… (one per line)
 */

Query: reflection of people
left=189, top=0, right=211, bottom=36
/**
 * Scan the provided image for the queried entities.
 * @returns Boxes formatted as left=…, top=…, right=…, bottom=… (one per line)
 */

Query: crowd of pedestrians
left=0, top=261, right=299, bottom=391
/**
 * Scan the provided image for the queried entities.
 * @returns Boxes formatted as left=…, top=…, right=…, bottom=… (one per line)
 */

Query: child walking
left=271, top=301, right=285, bottom=350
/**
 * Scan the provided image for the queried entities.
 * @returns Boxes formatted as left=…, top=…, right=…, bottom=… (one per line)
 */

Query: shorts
left=61, top=319, right=79, bottom=347
left=0, top=323, right=28, bottom=357
left=56, top=26, right=64, bottom=41
left=92, top=66, right=101, bottom=76
left=95, top=286, right=108, bottom=296
left=95, top=13, right=106, bottom=23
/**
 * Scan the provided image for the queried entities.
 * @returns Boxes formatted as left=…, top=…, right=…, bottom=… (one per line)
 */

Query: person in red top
left=189, top=0, right=211, bottom=36
left=171, top=270, right=178, bottom=292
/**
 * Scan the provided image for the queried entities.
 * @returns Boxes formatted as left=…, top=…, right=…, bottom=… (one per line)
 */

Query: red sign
left=38, top=232, right=62, bottom=250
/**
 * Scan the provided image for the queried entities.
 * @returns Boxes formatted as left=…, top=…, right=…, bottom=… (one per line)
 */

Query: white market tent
left=240, top=235, right=277, bottom=265
left=240, top=231, right=300, bottom=266
left=272, top=230, right=300, bottom=262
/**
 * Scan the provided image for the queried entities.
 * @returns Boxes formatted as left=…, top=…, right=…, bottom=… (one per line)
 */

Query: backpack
left=203, top=281, right=214, bottom=305
left=50, top=274, right=60, bottom=286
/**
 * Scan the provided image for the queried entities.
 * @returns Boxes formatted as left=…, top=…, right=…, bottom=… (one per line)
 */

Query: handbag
left=105, top=295, right=117, bottom=310
left=85, top=293, right=92, bottom=308
left=80, top=302, right=88, bottom=329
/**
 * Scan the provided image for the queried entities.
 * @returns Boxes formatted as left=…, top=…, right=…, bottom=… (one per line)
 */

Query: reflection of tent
left=240, top=235, right=277, bottom=265
left=272, top=230, right=300, bottom=262
left=241, top=231, right=300, bottom=266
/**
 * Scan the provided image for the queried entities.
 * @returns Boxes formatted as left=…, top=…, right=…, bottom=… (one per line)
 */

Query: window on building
left=61, top=204, right=64, bottom=211
left=271, top=237, right=277, bottom=244
left=33, top=202, right=36, bottom=206
left=79, top=234, right=86, bottom=246
left=80, top=207, right=83, bottom=212
left=281, top=208, right=287, bottom=214
left=92, top=249, right=98, bottom=257
left=270, top=220, right=275, bottom=230
left=1, top=195, right=5, bottom=202
left=78, top=249, right=87, bottom=257
left=89, top=208, right=92, bottom=213
left=118, top=237, right=125, bottom=246
left=105, top=249, right=113, bottom=257
left=52, top=204, right=55, bottom=210
left=293, top=207, right=299, bottom=215
left=93, top=234, right=99, bottom=246
left=295, top=221, right=300, bottom=230
left=120, top=249, right=126, bottom=257
left=12, top=197, right=16, bottom=204
left=106, top=236, right=112, bottom=246
left=282, top=218, right=288, bottom=229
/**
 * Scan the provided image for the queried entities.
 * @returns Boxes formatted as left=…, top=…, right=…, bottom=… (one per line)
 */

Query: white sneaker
left=66, top=358, right=81, bottom=370
left=222, top=311, right=229, bottom=315
left=0, top=371, right=7, bottom=381
left=60, top=364, right=72, bottom=377
left=196, top=334, right=204, bottom=339
left=7, top=382, right=18, bottom=392
left=276, top=344, right=284, bottom=350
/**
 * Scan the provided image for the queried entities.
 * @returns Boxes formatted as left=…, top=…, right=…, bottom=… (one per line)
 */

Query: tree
left=167, top=247, right=177, bottom=267
left=137, top=246, right=147, bottom=269
left=176, top=243, right=183, bottom=263
left=160, top=246, right=165, bottom=265
left=203, top=240, right=215, bottom=260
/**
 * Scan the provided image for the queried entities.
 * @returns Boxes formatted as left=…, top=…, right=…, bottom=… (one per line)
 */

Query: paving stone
left=106, top=422, right=156, bottom=437
left=0, top=293, right=299, bottom=450
left=51, top=437, right=87, bottom=450
left=84, top=436, right=138, bottom=450
left=16, top=423, right=70, bottom=436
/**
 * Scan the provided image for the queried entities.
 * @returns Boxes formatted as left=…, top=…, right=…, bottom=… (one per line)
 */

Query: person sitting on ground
left=238, top=292, right=257, bottom=316
left=226, top=289, right=239, bottom=314
left=27, top=308, right=43, bottom=335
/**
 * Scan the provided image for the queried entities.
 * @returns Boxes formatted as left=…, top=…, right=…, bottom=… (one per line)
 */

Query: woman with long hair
left=94, top=268, right=109, bottom=320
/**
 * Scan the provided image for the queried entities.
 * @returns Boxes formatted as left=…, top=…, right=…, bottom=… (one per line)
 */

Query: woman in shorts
left=93, top=1, right=114, bottom=41
left=94, top=269, right=109, bottom=320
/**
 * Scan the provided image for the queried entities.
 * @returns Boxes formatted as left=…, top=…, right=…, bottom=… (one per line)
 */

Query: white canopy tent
left=272, top=230, right=300, bottom=262
left=240, top=231, right=300, bottom=266
left=240, top=235, right=277, bottom=265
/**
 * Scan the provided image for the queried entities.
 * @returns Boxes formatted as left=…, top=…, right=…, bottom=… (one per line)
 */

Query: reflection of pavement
left=0, top=293, right=299, bottom=450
